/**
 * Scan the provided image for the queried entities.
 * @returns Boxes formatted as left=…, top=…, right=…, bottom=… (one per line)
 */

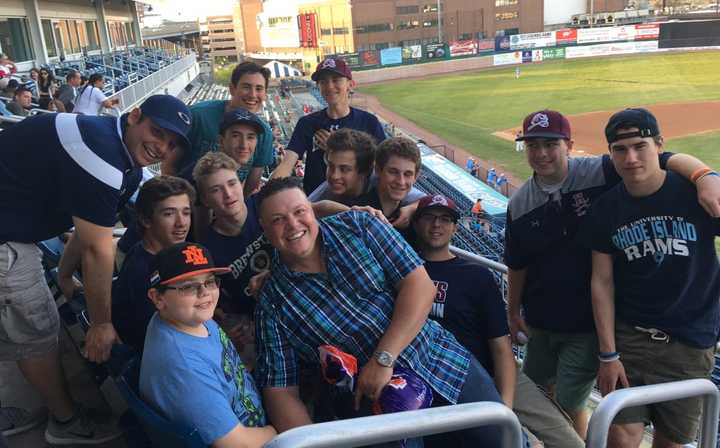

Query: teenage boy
left=193, top=152, right=272, bottom=319
left=310, top=134, right=424, bottom=226
left=0, top=94, right=191, bottom=444
left=271, top=57, right=386, bottom=194
left=359, top=136, right=422, bottom=219
left=254, top=177, right=503, bottom=445
left=110, top=176, right=194, bottom=353
left=582, top=108, right=720, bottom=448
left=504, top=109, right=720, bottom=439
left=412, top=195, right=583, bottom=448
left=140, top=242, right=276, bottom=447
left=171, top=62, right=273, bottom=196
left=308, top=128, right=376, bottom=205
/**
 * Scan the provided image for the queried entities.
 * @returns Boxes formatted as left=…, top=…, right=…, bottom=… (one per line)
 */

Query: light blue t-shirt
left=139, top=315, right=266, bottom=444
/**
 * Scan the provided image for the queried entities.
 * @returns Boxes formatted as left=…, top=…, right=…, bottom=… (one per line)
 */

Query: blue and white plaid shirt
left=255, top=211, right=470, bottom=403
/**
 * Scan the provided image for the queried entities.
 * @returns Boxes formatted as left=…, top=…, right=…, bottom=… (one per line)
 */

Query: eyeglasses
left=418, top=213, right=456, bottom=225
left=163, top=277, right=221, bottom=297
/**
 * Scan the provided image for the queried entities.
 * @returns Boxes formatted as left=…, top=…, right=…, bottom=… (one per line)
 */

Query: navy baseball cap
left=311, top=57, right=352, bottom=81
left=516, top=110, right=571, bottom=141
left=605, top=108, right=660, bottom=145
left=139, top=95, right=192, bottom=149
left=414, top=194, right=460, bottom=221
left=219, top=108, right=265, bottom=135
left=150, top=242, right=230, bottom=287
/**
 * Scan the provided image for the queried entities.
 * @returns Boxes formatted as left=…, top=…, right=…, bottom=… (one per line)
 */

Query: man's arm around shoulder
left=270, top=150, right=299, bottom=179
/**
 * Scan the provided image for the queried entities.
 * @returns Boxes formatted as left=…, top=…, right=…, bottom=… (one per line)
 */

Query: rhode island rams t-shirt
left=581, top=171, right=720, bottom=348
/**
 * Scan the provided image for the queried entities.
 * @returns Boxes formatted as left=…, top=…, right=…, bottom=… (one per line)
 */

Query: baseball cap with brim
left=605, top=108, right=660, bottom=145
left=150, top=242, right=230, bottom=288
left=415, top=194, right=461, bottom=221
left=219, top=108, right=265, bottom=135
left=516, top=110, right=571, bottom=141
left=139, top=94, right=192, bottom=150
left=311, top=57, right=352, bottom=82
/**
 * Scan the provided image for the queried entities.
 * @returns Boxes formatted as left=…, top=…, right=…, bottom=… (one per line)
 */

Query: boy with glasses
left=140, top=242, right=276, bottom=447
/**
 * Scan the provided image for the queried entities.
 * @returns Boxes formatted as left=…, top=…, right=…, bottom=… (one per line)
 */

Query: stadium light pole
left=437, top=0, right=442, bottom=42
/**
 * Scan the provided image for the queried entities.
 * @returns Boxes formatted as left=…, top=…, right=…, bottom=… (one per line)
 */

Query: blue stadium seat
left=37, top=237, right=65, bottom=268
left=113, top=356, right=206, bottom=448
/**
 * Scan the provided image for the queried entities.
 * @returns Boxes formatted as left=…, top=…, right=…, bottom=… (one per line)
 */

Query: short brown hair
left=231, top=62, right=271, bottom=89
left=325, top=128, right=376, bottom=175
left=135, top=176, right=196, bottom=227
left=375, top=137, right=421, bottom=173
left=192, top=152, right=239, bottom=192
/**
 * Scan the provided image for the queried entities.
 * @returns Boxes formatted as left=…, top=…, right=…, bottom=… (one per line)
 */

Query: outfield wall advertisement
left=380, top=47, right=403, bottom=66
left=565, top=40, right=659, bottom=58
left=510, top=31, right=557, bottom=50
left=450, top=39, right=478, bottom=57
left=493, top=52, right=522, bottom=66
left=576, top=24, right=659, bottom=44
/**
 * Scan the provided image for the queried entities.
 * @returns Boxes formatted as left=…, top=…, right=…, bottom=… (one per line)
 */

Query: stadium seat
left=113, top=356, right=206, bottom=448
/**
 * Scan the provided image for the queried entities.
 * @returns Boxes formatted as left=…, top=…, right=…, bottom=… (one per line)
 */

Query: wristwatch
left=374, top=350, right=395, bottom=368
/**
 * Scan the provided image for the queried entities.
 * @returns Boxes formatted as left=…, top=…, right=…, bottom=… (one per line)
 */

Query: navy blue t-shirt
left=112, top=241, right=156, bottom=352
left=504, top=154, right=671, bottom=333
left=581, top=171, right=720, bottom=349
left=286, top=107, right=386, bottom=195
left=200, top=194, right=273, bottom=315
left=424, top=257, right=509, bottom=376
left=0, top=113, right=142, bottom=242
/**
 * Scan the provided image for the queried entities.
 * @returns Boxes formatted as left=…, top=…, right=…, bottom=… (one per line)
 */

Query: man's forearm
left=506, top=268, right=526, bottom=317
left=376, top=267, right=435, bottom=357
left=591, top=252, right=616, bottom=353
left=665, top=153, right=708, bottom=179
left=58, top=233, right=81, bottom=286
left=490, top=337, right=517, bottom=407
left=81, top=243, right=115, bottom=324
left=270, top=151, right=299, bottom=179
left=263, top=387, right=312, bottom=433
left=244, top=167, right=263, bottom=197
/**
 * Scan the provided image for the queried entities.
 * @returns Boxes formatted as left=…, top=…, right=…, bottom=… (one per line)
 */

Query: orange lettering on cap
left=183, top=246, right=209, bottom=265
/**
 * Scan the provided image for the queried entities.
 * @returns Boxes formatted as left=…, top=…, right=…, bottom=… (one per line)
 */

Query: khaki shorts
left=0, top=242, right=59, bottom=361
left=613, top=320, right=715, bottom=444
left=522, top=327, right=599, bottom=412
left=513, top=370, right=584, bottom=448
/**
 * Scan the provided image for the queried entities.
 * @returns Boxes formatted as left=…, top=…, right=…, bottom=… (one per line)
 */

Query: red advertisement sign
left=634, top=23, right=659, bottom=40
left=298, top=13, right=318, bottom=48
left=450, top=39, right=477, bottom=57
left=555, top=28, right=578, bottom=45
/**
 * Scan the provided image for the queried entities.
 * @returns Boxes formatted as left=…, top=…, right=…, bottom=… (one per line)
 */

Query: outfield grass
left=361, top=51, right=720, bottom=179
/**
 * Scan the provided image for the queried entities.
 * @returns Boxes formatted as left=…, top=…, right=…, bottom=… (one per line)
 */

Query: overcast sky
left=144, top=0, right=236, bottom=23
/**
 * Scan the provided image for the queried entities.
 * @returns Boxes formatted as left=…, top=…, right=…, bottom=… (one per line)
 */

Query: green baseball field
left=360, top=51, right=720, bottom=180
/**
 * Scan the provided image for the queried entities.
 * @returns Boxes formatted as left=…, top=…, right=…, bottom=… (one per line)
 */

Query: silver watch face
left=376, top=351, right=393, bottom=367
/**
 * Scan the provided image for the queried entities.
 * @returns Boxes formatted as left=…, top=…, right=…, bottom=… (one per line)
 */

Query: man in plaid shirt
left=254, top=177, right=505, bottom=445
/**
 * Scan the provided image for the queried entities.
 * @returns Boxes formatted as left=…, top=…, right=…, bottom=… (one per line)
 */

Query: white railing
left=587, top=379, right=720, bottom=448
left=265, top=403, right=523, bottom=448
left=110, top=53, right=198, bottom=113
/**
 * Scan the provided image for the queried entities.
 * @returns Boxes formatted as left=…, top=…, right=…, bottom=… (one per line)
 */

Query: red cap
left=516, top=110, right=571, bottom=141
left=311, top=57, right=352, bottom=81
left=415, top=195, right=460, bottom=221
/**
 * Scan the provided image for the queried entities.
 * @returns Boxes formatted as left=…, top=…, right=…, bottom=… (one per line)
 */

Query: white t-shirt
left=73, top=85, right=108, bottom=115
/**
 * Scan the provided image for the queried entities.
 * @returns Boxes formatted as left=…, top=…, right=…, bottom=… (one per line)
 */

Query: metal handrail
left=450, top=245, right=508, bottom=274
left=264, top=402, right=523, bottom=448
left=586, top=379, right=720, bottom=448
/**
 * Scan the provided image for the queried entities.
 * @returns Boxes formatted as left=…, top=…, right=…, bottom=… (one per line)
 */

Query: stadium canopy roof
left=264, top=60, right=303, bottom=79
